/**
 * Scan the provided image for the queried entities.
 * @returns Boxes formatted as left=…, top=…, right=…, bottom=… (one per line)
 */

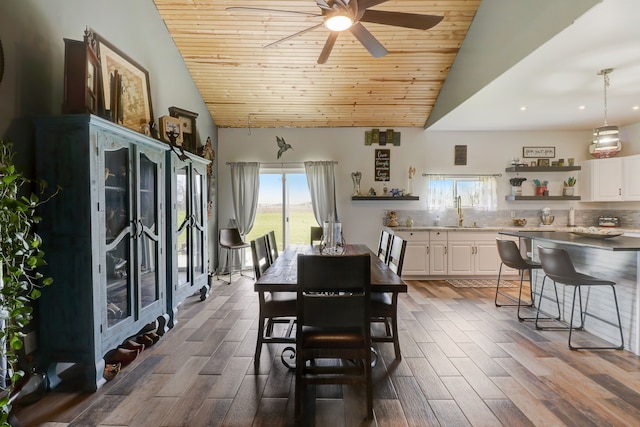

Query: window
left=425, top=175, right=497, bottom=211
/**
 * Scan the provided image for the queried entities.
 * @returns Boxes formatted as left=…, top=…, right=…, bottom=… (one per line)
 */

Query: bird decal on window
left=276, top=136, right=293, bottom=159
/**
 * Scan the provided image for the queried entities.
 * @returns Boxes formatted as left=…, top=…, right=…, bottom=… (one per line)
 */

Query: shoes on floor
left=136, top=334, right=154, bottom=347
left=103, top=362, right=121, bottom=381
left=120, top=339, right=145, bottom=352
left=105, top=348, right=139, bottom=366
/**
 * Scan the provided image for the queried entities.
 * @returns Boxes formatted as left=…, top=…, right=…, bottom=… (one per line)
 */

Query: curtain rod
left=225, top=161, right=338, bottom=166
left=422, top=173, right=502, bottom=178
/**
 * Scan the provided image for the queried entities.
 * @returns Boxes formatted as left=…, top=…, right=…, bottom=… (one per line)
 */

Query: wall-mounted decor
left=169, top=106, right=198, bottom=154
left=92, top=28, right=153, bottom=133
left=454, top=145, right=467, bottom=165
left=159, top=115, right=182, bottom=144
left=364, top=129, right=400, bottom=146
left=537, top=158, right=550, bottom=167
left=375, top=149, right=390, bottom=181
left=523, top=146, right=555, bottom=158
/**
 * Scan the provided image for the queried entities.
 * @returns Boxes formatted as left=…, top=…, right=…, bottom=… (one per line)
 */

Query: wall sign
left=523, top=146, right=555, bottom=158
left=375, top=149, right=390, bottom=181
left=454, top=145, right=467, bottom=165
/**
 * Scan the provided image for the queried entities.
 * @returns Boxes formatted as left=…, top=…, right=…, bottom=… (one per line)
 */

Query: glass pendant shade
left=590, top=68, right=621, bottom=158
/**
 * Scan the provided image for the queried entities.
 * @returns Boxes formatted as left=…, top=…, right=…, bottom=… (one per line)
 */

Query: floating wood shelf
left=351, top=196, right=419, bottom=201
left=505, top=166, right=581, bottom=172
left=505, top=195, right=581, bottom=201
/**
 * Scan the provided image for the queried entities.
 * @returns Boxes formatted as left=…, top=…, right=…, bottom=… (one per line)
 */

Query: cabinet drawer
left=395, top=231, right=429, bottom=242
left=430, top=230, right=447, bottom=241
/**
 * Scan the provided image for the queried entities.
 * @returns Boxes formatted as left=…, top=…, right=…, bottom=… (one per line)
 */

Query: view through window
left=246, top=170, right=316, bottom=253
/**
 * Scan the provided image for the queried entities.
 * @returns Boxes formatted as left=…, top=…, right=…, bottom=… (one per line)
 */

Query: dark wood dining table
left=254, top=243, right=408, bottom=293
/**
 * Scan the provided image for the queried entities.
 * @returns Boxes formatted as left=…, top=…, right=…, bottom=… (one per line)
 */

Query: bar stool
left=536, top=245, right=624, bottom=350
left=495, top=239, right=545, bottom=321
left=218, top=228, right=251, bottom=284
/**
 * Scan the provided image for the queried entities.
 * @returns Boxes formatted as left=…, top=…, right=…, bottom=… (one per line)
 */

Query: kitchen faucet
left=457, top=195, right=464, bottom=226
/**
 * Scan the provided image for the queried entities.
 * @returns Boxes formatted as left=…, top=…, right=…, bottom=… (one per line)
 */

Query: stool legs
left=217, top=246, right=252, bottom=285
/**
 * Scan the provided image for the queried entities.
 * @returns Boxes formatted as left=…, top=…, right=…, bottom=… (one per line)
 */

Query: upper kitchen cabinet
left=582, top=155, right=640, bottom=201
left=35, top=115, right=169, bottom=391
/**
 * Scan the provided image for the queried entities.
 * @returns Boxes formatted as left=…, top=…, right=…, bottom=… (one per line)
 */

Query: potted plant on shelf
left=0, top=140, right=56, bottom=423
left=563, top=177, right=576, bottom=196
left=509, top=177, right=527, bottom=196
left=533, top=179, right=549, bottom=196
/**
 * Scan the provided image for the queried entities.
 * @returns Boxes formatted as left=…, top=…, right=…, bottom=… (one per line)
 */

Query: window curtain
left=229, top=162, right=260, bottom=236
left=426, top=174, right=448, bottom=211
left=304, top=161, right=338, bottom=225
left=474, top=176, right=498, bottom=210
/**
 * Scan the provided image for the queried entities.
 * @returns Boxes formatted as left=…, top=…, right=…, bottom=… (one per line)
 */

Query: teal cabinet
left=35, top=115, right=169, bottom=391
left=166, top=150, right=210, bottom=326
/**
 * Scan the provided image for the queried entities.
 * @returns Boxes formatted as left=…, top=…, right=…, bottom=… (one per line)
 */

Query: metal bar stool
left=536, top=245, right=624, bottom=350
left=495, top=238, right=549, bottom=321
left=217, top=228, right=251, bottom=284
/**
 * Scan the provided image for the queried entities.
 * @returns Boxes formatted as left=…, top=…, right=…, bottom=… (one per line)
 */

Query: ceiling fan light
left=325, top=15, right=352, bottom=31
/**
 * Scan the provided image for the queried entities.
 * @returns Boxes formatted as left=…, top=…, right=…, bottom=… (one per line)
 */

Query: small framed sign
left=454, top=145, right=467, bottom=165
left=374, top=149, right=390, bottom=182
left=523, top=146, right=555, bottom=158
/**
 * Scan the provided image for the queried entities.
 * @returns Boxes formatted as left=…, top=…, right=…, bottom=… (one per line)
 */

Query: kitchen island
left=499, top=230, right=640, bottom=354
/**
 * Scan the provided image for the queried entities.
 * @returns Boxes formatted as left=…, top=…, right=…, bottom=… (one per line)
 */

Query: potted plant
left=0, top=139, right=56, bottom=424
left=563, top=177, right=576, bottom=196
left=509, top=177, right=526, bottom=196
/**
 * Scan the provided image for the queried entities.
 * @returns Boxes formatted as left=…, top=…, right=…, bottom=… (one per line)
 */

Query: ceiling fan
left=227, top=0, right=444, bottom=64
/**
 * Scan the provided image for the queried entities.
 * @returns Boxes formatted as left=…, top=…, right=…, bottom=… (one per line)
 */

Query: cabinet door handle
left=444, top=247, right=447, bottom=255
left=427, top=247, right=430, bottom=255
left=619, top=188, right=622, bottom=196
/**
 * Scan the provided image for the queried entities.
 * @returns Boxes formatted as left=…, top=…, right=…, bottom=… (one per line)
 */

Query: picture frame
left=169, top=106, right=198, bottom=154
left=159, top=115, right=183, bottom=145
left=537, top=158, right=550, bottom=167
left=523, top=146, right=555, bottom=158
left=91, top=29, right=153, bottom=133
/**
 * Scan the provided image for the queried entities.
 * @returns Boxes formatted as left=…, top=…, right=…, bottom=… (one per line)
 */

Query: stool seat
left=536, top=245, right=624, bottom=351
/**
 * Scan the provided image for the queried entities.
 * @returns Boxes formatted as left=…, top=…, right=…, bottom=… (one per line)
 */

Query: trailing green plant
left=0, top=139, right=57, bottom=425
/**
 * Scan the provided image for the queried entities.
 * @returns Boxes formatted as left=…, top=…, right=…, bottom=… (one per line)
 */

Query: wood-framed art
left=523, top=146, right=555, bottom=158
left=169, top=106, right=198, bottom=153
left=91, top=29, right=153, bottom=133
left=62, top=37, right=101, bottom=114
left=159, top=115, right=183, bottom=145
left=537, top=158, right=550, bottom=167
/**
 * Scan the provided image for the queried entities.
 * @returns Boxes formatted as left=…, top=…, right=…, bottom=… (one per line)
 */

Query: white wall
left=219, top=127, right=593, bottom=250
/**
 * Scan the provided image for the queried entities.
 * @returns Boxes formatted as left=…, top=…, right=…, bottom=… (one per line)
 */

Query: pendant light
left=590, top=68, right=621, bottom=158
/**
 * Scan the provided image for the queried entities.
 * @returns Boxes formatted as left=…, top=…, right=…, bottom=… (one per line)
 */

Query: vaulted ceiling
left=153, top=0, right=481, bottom=128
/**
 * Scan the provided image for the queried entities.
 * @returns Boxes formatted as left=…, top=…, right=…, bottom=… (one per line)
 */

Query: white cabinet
left=623, top=155, right=640, bottom=200
left=447, top=232, right=500, bottom=276
left=429, top=230, right=447, bottom=275
left=582, top=155, right=640, bottom=202
left=395, top=231, right=429, bottom=276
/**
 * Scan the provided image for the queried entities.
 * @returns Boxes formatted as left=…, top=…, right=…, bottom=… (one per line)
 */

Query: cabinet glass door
left=176, top=165, right=190, bottom=288
left=138, top=152, right=161, bottom=308
left=104, top=147, right=132, bottom=327
left=192, top=167, right=206, bottom=278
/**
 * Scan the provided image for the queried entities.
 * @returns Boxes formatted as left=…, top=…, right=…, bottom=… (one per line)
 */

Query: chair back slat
left=267, top=230, right=279, bottom=263
left=250, top=235, right=271, bottom=279
left=387, top=235, right=407, bottom=276
left=377, top=230, right=391, bottom=263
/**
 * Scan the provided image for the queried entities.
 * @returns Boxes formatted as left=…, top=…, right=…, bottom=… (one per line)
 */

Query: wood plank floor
left=12, top=277, right=640, bottom=427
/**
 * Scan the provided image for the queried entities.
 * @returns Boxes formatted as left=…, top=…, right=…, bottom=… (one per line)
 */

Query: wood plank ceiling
left=153, top=0, right=481, bottom=128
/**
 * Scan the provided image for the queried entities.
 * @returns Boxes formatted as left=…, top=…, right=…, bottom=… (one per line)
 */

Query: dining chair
left=377, top=230, right=391, bottom=263
left=536, top=245, right=624, bottom=350
left=295, top=254, right=373, bottom=422
left=217, top=228, right=251, bottom=284
left=266, top=230, right=279, bottom=263
left=370, top=234, right=406, bottom=359
left=495, top=238, right=544, bottom=321
left=251, top=235, right=296, bottom=369
left=309, top=226, right=323, bottom=246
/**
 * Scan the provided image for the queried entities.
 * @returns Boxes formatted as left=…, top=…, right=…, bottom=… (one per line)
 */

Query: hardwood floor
left=12, top=277, right=640, bottom=426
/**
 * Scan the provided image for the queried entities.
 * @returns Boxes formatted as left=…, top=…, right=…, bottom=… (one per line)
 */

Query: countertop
left=386, top=225, right=640, bottom=233
left=497, top=230, right=640, bottom=251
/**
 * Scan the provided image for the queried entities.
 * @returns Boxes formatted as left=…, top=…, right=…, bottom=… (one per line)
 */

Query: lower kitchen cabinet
left=448, top=232, right=501, bottom=276
left=396, top=231, right=429, bottom=276
left=429, top=230, right=448, bottom=275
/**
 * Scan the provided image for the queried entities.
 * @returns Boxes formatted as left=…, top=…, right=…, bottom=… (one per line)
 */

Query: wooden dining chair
left=377, top=230, right=391, bottom=263
left=266, top=230, right=279, bottom=263
left=295, top=254, right=373, bottom=422
left=310, top=226, right=323, bottom=246
left=371, top=234, right=406, bottom=359
left=251, top=235, right=296, bottom=369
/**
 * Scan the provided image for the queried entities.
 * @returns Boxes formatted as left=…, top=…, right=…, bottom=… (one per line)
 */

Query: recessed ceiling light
left=520, top=106, right=526, bottom=111
left=579, top=105, right=586, bottom=110
left=633, top=105, right=640, bottom=111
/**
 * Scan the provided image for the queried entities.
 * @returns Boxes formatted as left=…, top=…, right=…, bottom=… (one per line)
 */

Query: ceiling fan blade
left=349, top=22, right=388, bottom=58
left=360, top=10, right=443, bottom=30
left=318, top=32, right=339, bottom=64
left=357, top=0, right=389, bottom=9
left=264, top=24, right=324, bottom=49
left=226, top=6, right=320, bottom=17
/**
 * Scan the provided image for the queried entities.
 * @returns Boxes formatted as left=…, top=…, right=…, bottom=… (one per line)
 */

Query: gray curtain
left=304, top=161, right=338, bottom=226
left=229, top=162, right=260, bottom=237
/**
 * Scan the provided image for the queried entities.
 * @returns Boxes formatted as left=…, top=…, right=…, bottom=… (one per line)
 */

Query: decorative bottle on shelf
left=351, top=171, right=361, bottom=196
